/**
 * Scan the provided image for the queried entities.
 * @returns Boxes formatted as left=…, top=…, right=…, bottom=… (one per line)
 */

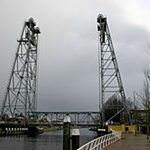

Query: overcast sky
left=0, top=0, right=150, bottom=111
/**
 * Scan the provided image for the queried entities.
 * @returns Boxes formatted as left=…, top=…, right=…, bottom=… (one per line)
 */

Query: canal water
left=0, top=128, right=96, bottom=150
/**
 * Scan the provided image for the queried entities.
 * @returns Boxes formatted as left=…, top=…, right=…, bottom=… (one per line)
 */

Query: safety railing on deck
left=77, top=130, right=122, bottom=150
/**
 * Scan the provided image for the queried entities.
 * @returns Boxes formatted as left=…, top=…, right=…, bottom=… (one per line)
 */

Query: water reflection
left=0, top=128, right=96, bottom=150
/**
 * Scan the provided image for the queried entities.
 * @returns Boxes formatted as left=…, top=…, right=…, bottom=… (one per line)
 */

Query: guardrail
left=77, top=130, right=122, bottom=150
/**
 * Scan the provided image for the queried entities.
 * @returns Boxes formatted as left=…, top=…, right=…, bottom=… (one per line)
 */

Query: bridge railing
left=77, top=130, right=122, bottom=150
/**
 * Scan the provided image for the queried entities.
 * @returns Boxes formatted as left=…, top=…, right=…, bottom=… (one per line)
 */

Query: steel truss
left=97, top=14, right=130, bottom=124
left=1, top=18, right=40, bottom=118
left=31, top=112, right=100, bottom=127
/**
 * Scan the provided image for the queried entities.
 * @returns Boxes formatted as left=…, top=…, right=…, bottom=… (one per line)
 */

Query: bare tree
left=135, top=70, right=150, bottom=139
left=143, top=70, right=150, bottom=140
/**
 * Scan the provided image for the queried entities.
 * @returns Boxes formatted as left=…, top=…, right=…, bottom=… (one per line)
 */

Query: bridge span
left=0, top=111, right=101, bottom=135
left=31, top=111, right=101, bottom=127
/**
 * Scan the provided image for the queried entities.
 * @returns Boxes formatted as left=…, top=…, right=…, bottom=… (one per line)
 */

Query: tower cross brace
left=1, top=18, right=40, bottom=118
left=97, top=14, right=130, bottom=125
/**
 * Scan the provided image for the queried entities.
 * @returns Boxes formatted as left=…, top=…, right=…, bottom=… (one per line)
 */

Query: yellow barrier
left=108, top=124, right=137, bottom=133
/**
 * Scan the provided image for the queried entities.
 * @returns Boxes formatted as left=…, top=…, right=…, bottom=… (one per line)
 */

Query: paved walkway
left=104, top=134, right=150, bottom=150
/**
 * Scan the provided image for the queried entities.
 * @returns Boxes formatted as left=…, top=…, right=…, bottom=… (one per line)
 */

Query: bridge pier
left=28, top=126, right=39, bottom=136
left=0, top=124, right=41, bottom=136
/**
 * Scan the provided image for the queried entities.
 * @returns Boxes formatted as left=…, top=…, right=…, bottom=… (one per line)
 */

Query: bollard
left=63, top=115, right=71, bottom=150
left=71, top=129, right=80, bottom=150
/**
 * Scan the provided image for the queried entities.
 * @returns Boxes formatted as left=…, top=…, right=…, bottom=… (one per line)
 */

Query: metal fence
left=77, top=130, right=122, bottom=150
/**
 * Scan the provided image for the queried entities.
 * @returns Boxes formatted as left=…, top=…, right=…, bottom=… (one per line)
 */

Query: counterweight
left=1, top=18, right=40, bottom=118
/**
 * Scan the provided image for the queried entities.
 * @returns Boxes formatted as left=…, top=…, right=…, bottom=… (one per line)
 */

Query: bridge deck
left=104, top=134, right=150, bottom=150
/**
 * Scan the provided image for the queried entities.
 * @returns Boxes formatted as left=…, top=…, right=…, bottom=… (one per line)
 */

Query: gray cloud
left=0, top=0, right=150, bottom=111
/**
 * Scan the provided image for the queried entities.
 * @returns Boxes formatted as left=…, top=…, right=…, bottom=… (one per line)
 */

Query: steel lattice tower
left=1, top=18, right=40, bottom=118
left=97, top=14, right=130, bottom=125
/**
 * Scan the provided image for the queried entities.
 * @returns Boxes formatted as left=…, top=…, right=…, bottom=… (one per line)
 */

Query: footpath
left=104, top=133, right=150, bottom=150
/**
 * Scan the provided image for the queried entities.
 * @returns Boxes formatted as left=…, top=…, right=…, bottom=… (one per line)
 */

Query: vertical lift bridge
left=1, top=18, right=40, bottom=118
left=97, top=14, right=131, bottom=126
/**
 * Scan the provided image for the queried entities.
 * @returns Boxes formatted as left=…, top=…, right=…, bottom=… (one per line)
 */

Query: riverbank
left=42, top=126, right=61, bottom=132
